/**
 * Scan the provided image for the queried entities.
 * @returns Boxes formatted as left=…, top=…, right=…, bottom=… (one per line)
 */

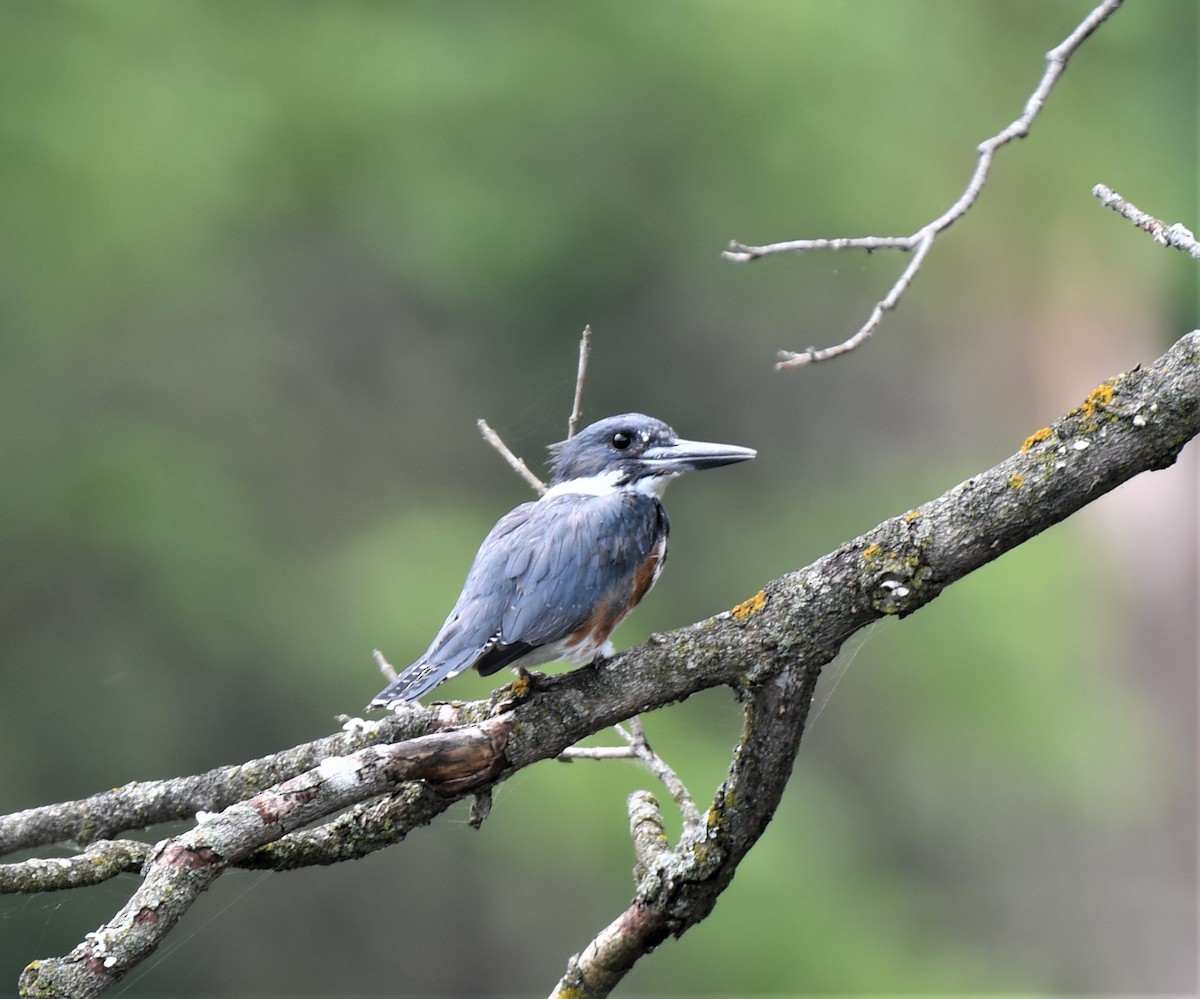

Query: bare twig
left=559, top=717, right=702, bottom=832
left=569, top=325, right=592, bottom=438
left=0, top=840, right=150, bottom=894
left=621, top=718, right=702, bottom=832
left=372, top=648, right=398, bottom=682
left=558, top=746, right=637, bottom=760
left=1093, top=184, right=1200, bottom=258
left=478, top=324, right=593, bottom=496
left=724, top=0, right=1125, bottom=368
left=477, top=418, right=547, bottom=494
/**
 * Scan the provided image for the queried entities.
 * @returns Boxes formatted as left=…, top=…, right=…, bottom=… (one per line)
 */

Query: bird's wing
left=491, top=490, right=666, bottom=654
left=369, top=491, right=666, bottom=705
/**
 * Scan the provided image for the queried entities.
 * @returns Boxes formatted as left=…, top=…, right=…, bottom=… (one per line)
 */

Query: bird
left=368, top=413, right=755, bottom=708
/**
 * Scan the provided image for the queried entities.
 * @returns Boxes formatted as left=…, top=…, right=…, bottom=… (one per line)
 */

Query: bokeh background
left=1, top=1, right=1196, bottom=995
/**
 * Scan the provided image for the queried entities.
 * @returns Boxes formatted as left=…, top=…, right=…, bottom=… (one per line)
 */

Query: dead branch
left=570, top=324, right=593, bottom=438
left=723, top=0, right=1125, bottom=368
left=1093, top=184, right=1200, bottom=257
left=477, top=417, right=547, bottom=494
left=476, top=325, right=595, bottom=495
left=559, top=717, right=702, bottom=831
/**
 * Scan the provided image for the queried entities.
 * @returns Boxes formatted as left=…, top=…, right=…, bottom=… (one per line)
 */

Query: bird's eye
left=610, top=431, right=633, bottom=450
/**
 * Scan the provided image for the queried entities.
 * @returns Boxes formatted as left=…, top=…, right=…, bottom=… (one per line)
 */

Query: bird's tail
left=366, top=651, right=474, bottom=710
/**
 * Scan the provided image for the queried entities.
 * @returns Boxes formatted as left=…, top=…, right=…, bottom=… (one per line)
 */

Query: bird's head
left=546, top=413, right=755, bottom=497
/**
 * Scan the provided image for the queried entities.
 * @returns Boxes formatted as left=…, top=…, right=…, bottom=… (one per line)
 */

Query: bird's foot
left=489, top=668, right=544, bottom=713
left=511, top=665, right=548, bottom=698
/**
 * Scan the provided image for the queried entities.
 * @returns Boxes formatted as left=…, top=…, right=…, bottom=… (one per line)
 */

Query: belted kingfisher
left=368, top=413, right=755, bottom=708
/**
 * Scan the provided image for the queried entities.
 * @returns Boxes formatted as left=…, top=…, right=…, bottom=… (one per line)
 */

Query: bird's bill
left=642, top=438, right=757, bottom=472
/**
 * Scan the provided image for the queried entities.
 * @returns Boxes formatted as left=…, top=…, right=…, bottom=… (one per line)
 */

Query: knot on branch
left=860, top=536, right=928, bottom=617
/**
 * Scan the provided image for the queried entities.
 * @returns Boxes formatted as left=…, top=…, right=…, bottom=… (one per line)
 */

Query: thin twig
left=558, top=717, right=702, bottom=832
left=558, top=746, right=637, bottom=760
left=478, top=324, right=592, bottom=496
left=477, top=418, right=546, bottom=494
left=724, top=0, right=1125, bottom=369
left=372, top=648, right=398, bottom=682
left=0, top=840, right=150, bottom=894
left=1092, top=184, right=1200, bottom=258
left=621, top=718, right=702, bottom=832
left=569, top=325, right=592, bottom=438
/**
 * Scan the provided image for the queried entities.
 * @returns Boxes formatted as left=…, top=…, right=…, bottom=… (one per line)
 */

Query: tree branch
left=1093, top=184, right=1200, bottom=258
left=551, top=328, right=1200, bottom=995
left=559, top=716, right=702, bottom=832
left=723, top=0, right=1125, bottom=368
left=476, top=325, right=594, bottom=499
left=553, top=660, right=816, bottom=997
left=9, top=329, right=1199, bottom=997
left=0, top=712, right=441, bottom=859
left=569, top=324, right=593, bottom=438
left=0, top=840, right=150, bottom=894
left=477, top=417, right=547, bottom=494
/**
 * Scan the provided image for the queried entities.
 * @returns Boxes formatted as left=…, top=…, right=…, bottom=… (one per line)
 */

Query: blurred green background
left=1, top=1, right=1196, bottom=995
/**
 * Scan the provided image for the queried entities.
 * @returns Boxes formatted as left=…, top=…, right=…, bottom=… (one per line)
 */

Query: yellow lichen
left=862, top=543, right=882, bottom=562
left=904, top=510, right=922, bottom=522
left=1081, top=382, right=1115, bottom=419
left=731, top=590, right=767, bottom=621
left=1008, top=473, right=1025, bottom=488
left=1021, top=427, right=1053, bottom=452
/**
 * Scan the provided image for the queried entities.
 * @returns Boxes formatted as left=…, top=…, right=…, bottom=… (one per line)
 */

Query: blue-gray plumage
left=368, top=413, right=755, bottom=707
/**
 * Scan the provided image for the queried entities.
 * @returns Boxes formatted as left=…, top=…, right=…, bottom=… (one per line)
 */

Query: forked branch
left=724, top=0, right=1125, bottom=368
